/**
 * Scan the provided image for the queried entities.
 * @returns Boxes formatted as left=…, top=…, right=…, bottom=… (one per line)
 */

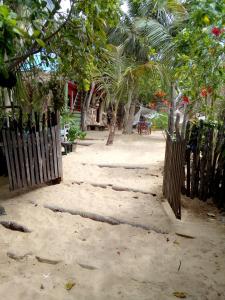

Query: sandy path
left=0, top=131, right=225, bottom=300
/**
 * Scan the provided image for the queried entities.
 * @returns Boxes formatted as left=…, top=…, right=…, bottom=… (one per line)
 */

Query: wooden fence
left=163, top=112, right=186, bottom=219
left=1, top=110, right=62, bottom=191
left=183, top=120, right=225, bottom=209
left=163, top=113, right=225, bottom=219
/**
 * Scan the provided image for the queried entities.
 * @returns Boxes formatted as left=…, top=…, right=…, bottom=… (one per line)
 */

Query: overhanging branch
left=7, top=0, right=75, bottom=70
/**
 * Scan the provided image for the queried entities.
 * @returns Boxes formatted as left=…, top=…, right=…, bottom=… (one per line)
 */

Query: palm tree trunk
left=106, top=104, right=118, bottom=145
left=81, top=82, right=95, bottom=131
left=123, top=97, right=136, bottom=134
left=122, top=90, right=132, bottom=132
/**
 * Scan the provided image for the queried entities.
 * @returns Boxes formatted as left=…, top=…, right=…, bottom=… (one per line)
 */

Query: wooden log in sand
left=81, top=163, right=149, bottom=170
left=72, top=181, right=157, bottom=196
left=44, top=205, right=168, bottom=234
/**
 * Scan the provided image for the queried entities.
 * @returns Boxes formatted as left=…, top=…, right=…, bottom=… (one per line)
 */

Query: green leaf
left=13, top=27, right=23, bottom=36
left=83, top=79, right=90, bottom=91
left=41, top=0, right=47, bottom=8
left=0, top=5, right=9, bottom=18
left=33, top=30, right=41, bottom=38
left=35, top=38, right=46, bottom=48
left=7, top=19, right=17, bottom=27
left=13, top=27, right=28, bottom=37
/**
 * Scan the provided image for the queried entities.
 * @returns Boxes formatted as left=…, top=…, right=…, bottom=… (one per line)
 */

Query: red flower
left=182, top=95, right=190, bottom=104
left=154, top=90, right=166, bottom=98
left=211, top=27, right=221, bottom=36
left=200, top=88, right=208, bottom=97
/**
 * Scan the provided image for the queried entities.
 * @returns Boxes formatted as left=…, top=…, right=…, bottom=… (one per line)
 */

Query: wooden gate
left=163, top=132, right=186, bottom=219
left=163, top=111, right=186, bottom=219
left=1, top=111, right=62, bottom=191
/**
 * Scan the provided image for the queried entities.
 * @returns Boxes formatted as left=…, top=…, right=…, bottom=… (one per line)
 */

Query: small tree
left=94, top=46, right=133, bottom=145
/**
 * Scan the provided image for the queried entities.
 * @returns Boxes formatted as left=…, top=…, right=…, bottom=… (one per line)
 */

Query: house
left=66, top=81, right=107, bottom=130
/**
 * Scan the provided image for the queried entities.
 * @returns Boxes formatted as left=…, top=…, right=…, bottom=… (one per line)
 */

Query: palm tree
left=111, top=0, right=187, bottom=62
left=94, top=46, right=136, bottom=145
left=108, top=0, right=187, bottom=133
left=94, top=45, right=167, bottom=144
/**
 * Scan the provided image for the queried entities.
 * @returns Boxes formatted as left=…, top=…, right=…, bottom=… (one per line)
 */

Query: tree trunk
left=106, top=104, right=118, bottom=146
left=81, top=92, right=88, bottom=131
left=123, top=97, right=136, bottom=134
left=64, top=82, right=68, bottom=110
left=122, top=94, right=132, bottom=130
left=116, top=104, right=124, bottom=130
left=81, top=82, right=95, bottom=131
left=86, top=82, right=95, bottom=109
left=122, top=89, right=132, bottom=133
left=99, top=100, right=104, bottom=124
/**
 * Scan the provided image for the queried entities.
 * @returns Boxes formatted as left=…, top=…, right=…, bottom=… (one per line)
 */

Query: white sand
left=0, top=131, right=225, bottom=300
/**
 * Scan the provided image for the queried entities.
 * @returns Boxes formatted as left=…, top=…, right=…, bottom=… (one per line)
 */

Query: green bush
left=67, top=125, right=86, bottom=142
left=60, top=112, right=76, bottom=127
left=61, top=111, right=86, bottom=141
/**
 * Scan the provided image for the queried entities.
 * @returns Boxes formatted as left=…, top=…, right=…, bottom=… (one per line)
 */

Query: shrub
left=67, top=125, right=86, bottom=142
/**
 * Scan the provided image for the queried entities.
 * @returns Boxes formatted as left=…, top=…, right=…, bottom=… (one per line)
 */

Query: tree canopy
left=0, top=0, right=121, bottom=90
left=0, top=0, right=224, bottom=122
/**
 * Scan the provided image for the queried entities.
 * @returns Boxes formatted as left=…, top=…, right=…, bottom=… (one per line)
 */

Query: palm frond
left=93, top=44, right=170, bottom=109
left=132, top=0, right=188, bottom=26
left=134, top=17, right=176, bottom=62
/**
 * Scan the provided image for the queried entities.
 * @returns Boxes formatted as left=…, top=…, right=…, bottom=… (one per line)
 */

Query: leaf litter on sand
left=65, top=282, right=76, bottom=291
left=173, top=291, right=187, bottom=298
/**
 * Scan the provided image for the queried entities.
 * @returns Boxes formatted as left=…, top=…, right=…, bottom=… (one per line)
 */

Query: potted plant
left=66, top=125, right=86, bottom=152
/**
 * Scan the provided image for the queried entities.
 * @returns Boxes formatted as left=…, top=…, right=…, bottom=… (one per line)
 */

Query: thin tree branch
left=7, top=0, right=75, bottom=70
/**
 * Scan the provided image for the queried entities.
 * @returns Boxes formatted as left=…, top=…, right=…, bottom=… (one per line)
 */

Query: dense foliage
left=0, top=0, right=121, bottom=91
left=174, top=0, right=225, bottom=120
left=0, top=0, right=224, bottom=125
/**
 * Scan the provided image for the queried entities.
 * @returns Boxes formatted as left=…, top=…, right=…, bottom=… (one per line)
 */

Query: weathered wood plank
left=31, top=133, right=40, bottom=185
left=23, top=135, right=31, bottom=187
left=51, top=126, right=58, bottom=178
left=40, top=131, right=47, bottom=182
left=43, top=129, right=51, bottom=181
left=11, top=131, right=22, bottom=189
left=48, top=128, right=54, bottom=180
left=55, top=124, right=63, bottom=180
left=36, top=132, right=43, bottom=183
left=17, top=133, right=27, bottom=188
left=2, top=130, right=14, bottom=190
left=186, top=148, right=191, bottom=197
left=205, top=127, right=213, bottom=200
left=27, top=134, right=35, bottom=186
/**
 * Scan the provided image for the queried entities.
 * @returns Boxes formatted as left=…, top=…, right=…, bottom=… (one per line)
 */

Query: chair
left=137, top=121, right=150, bottom=135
